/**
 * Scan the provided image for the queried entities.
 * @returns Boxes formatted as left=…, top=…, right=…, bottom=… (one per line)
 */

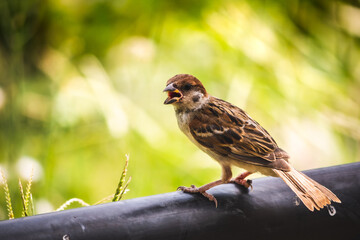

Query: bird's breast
left=176, top=111, right=192, bottom=135
left=175, top=111, right=218, bottom=159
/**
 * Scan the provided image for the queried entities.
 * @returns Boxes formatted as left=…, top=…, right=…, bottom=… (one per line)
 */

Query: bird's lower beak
left=163, top=84, right=182, bottom=104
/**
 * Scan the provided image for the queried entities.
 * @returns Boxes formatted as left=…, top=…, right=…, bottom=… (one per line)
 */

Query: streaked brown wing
left=189, top=97, right=289, bottom=170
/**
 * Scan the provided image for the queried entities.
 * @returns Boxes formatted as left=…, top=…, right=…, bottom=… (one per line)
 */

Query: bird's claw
left=177, top=185, right=196, bottom=191
left=177, top=185, right=218, bottom=207
left=201, top=191, right=218, bottom=208
left=246, top=179, right=253, bottom=191
left=230, top=178, right=253, bottom=190
left=177, top=186, right=184, bottom=191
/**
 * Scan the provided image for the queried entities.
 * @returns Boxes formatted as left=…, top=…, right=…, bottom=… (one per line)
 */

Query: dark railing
left=0, top=163, right=359, bottom=240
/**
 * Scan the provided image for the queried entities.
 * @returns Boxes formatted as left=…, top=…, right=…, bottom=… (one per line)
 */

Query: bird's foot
left=230, top=171, right=253, bottom=190
left=230, top=178, right=253, bottom=190
left=177, top=185, right=218, bottom=207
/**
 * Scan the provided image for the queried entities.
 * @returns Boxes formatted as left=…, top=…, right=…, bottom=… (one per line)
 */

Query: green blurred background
left=0, top=0, right=359, bottom=219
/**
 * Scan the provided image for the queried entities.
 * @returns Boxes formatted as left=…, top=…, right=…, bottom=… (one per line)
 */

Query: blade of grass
left=93, top=194, right=114, bottom=205
left=117, top=176, right=131, bottom=201
left=18, top=179, right=26, bottom=217
left=24, top=166, right=34, bottom=216
left=112, top=154, right=130, bottom=202
left=0, top=169, right=14, bottom=219
left=29, top=193, right=35, bottom=216
left=56, top=198, right=90, bottom=211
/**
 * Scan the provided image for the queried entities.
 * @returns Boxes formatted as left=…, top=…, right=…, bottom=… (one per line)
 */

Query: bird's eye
left=183, top=83, right=192, bottom=91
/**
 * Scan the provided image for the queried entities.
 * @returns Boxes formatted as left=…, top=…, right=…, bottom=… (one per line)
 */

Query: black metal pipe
left=0, top=163, right=359, bottom=240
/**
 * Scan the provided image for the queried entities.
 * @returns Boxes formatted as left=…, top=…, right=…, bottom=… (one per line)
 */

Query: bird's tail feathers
left=273, top=168, right=341, bottom=211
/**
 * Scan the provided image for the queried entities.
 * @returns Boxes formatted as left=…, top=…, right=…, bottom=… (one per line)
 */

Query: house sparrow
left=163, top=74, right=341, bottom=211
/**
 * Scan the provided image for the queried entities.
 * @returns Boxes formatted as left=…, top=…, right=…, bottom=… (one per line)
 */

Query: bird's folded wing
left=189, top=98, right=290, bottom=170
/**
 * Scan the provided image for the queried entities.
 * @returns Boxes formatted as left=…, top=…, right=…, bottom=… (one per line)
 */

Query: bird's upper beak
left=163, top=83, right=183, bottom=104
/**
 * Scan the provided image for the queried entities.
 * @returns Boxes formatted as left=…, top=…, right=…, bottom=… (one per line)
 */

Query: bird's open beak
left=163, top=83, right=183, bottom=104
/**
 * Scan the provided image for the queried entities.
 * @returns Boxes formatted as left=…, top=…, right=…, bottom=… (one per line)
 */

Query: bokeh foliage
left=0, top=0, right=359, bottom=219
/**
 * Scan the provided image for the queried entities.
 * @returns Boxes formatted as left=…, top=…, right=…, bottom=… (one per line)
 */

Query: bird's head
left=163, top=74, right=208, bottom=111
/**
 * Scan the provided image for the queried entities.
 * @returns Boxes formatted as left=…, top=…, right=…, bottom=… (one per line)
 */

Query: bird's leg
left=177, top=165, right=232, bottom=207
left=230, top=171, right=253, bottom=189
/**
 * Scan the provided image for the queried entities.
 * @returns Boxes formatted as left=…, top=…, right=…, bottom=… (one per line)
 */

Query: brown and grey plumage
left=164, top=73, right=341, bottom=211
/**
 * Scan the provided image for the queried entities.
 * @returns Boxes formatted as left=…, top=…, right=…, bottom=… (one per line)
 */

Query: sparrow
left=163, top=74, right=341, bottom=211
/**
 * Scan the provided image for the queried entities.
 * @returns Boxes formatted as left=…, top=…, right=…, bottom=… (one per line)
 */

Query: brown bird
left=163, top=73, right=341, bottom=211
